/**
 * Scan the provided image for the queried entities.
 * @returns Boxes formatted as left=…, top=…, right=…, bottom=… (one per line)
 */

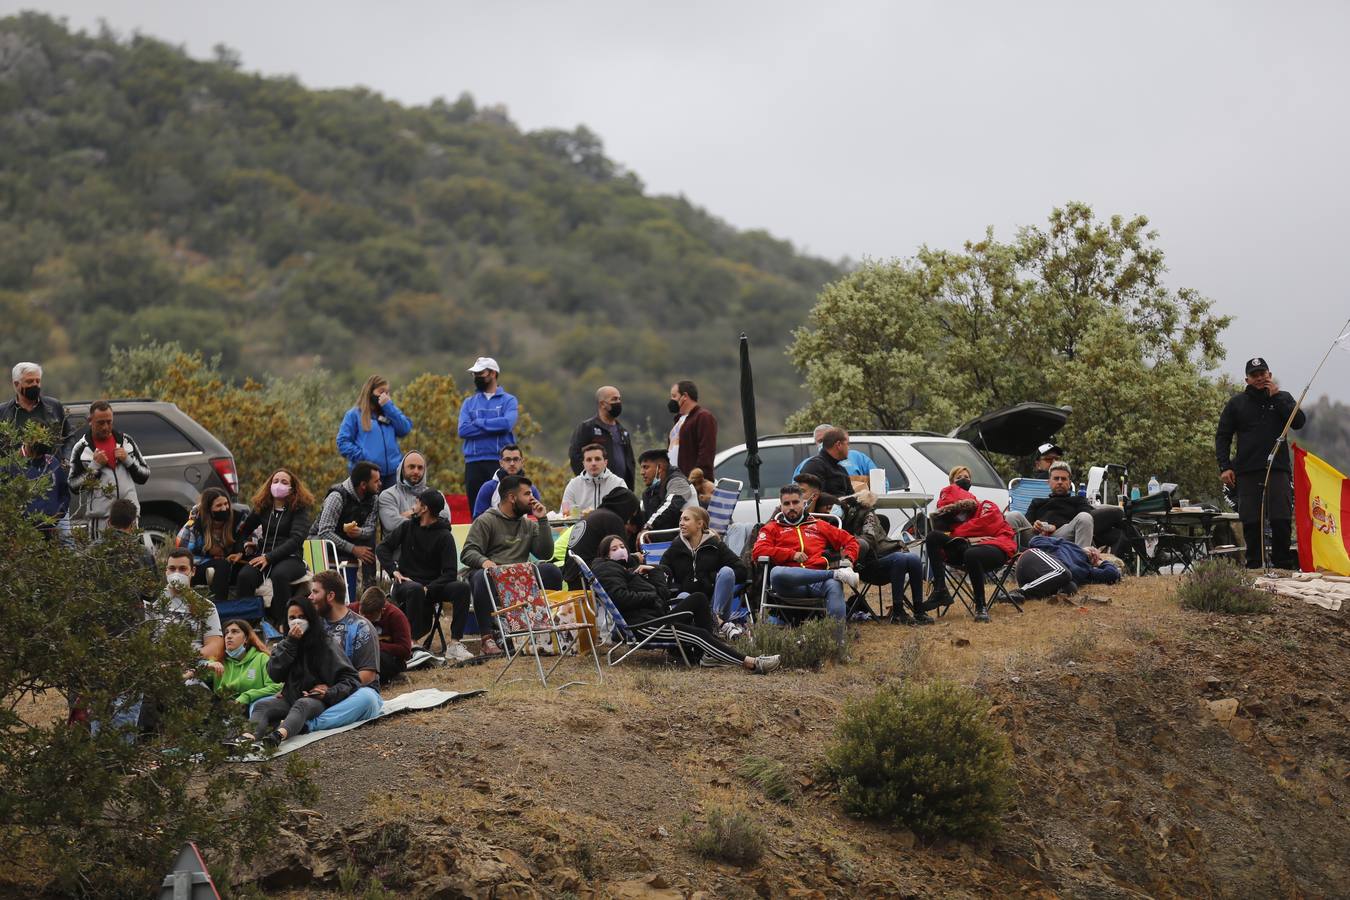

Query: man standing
left=1, top=362, right=70, bottom=454
left=667, top=380, right=717, bottom=478
left=376, top=450, right=450, bottom=535
left=311, top=461, right=381, bottom=594
left=307, top=571, right=383, bottom=731
left=797, top=428, right=854, bottom=499
left=1216, top=356, right=1306, bottom=569
left=560, top=443, right=627, bottom=517
left=472, top=444, right=542, bottom=517
left=460, top=475, right=559, bottom=656
left=376, top=488, right=474, bottom=662
left=568, top=386, right=635, bottom=489
left=636, top=448, right=697, bottom=532
left=459, top=357, right=518, bottom=505
left=68, top=400, right=150, bottom=538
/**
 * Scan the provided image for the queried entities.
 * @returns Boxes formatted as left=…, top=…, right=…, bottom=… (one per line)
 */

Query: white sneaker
left=719, top=621, right=745, bottom=640
left=752, top=655, right=781, bottom=674
left=445, top=641, right=475, bottom=663
left=833, top=567, right=861, bottom=588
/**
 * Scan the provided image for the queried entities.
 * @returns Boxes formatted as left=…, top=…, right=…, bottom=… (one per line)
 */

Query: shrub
left=823, top=680, right=1013, bottom=839
left=1176, top=559, right=1274, bottom=615
left=735, top=618, right=848, bottom=669
left=689, top=805, right=765, bottom=865
left=738, top=755, right=793, bottom=804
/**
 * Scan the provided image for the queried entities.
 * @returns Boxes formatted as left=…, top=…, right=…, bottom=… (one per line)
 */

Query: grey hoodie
left=376, top=453, right=451, bottom=534
left=460, top=508, right=554, bottom=571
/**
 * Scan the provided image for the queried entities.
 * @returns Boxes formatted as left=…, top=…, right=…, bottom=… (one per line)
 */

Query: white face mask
left=287, top=617, right=309, bottom=635
left=609, top=545, right=628, bottom=562
left=166, top=571, right=190, bottom=592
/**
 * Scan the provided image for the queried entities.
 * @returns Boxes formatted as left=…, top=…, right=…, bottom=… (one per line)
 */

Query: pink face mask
left=609, top=545, right=628, bottom=562
left=270, top=481, right=290, bottom=499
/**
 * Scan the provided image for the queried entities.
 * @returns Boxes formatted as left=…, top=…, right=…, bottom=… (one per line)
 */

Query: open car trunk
left=949, top=402, right=1071, bottom=457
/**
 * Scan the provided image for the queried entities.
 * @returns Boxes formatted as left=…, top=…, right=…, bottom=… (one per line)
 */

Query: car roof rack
left=758, top=430, right=948, bottom=440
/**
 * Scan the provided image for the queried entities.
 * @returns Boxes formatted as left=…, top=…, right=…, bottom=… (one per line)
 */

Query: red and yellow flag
left=1293, top=444, right=1350, bottom=575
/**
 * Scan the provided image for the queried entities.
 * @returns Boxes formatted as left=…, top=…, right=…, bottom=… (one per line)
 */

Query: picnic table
left=1132, top=508, right=1242, bottom=572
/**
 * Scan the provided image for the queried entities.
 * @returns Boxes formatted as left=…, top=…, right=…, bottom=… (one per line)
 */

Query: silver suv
left=63, top=399, right=241, bottom=545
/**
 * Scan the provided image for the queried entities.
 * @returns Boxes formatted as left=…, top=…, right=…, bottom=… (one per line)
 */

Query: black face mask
left=211, top=509, right=230, bottom=522
left=371, top=394, right=382, bottom=406
left=667, top=399, right=681, bottom=415
left=608, top=401, right=622, bottom=418
left=474, top=376, right=491, bottom=393
left=21, top=385, right=40, bottom=403
left=29, top=442, right=51, bottom=457
left=955, top=478, right=972, bottom=491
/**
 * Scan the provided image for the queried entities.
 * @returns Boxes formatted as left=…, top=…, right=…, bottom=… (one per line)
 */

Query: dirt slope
left=247, top=579, right=1349, bottom=898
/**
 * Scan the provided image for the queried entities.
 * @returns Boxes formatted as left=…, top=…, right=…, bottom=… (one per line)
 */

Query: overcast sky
left=8, top=0, right=1349, bottom=401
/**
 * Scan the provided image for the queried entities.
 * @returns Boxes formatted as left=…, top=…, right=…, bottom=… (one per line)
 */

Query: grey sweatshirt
left=376, top=455, right=451, bottom=534
left=460, top=508, right=554, bottom=570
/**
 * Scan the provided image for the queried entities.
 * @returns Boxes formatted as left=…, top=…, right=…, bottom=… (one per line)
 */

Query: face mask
left=22, top=385, right=40, bottom=403
left=371, top=393, right=382, bottom=406
left=29, top=442, right=51, bottom=457
left=955, top=478, right=972, bottom=491
left=226, top=644, right=247, bottom=660
left=667, top=399, right=681, bottom=415
left=211, top=509, right=230, bottom=522
left=608, top=401, right=623, bottom=418
left=288, top=617, right=309, bottom=635
left=474, top=375, right=490, bottom=392
left=166, top=571, right=190, bottom=591
left=782, top=508, right=805, bottom=524
left=609, top=545, right=628, bottom=561
left=270, top=482, right=290, bottom=499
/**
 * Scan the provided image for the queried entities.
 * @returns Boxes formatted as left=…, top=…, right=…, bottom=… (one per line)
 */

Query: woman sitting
left=656, top=506, right=748, bottom=633
left=208, top=619, right=282, bottom=707
left=176, top=487, right=239, bottom=606
left=923, top=466, right=1016, bottom=623
left=232, top=468, right=314, bottom=626
left=244, top=596, right=362, bottom=745
left=591, top=535, right=779, bottom=673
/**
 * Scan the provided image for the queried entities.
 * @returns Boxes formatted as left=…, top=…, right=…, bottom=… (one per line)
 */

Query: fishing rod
left=1257, top=315, right=1350, bottom=572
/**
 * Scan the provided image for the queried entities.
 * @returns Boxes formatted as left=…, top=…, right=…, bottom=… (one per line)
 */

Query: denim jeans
left=306, top=686, right=383, bottom=733
left=768, top=567, right=846, bottom=620
left=709, top=565, right=741, bottom=621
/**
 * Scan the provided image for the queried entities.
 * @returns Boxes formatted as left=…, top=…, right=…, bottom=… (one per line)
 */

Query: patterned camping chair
left=484, top=562, right=603, bottom=689
left=570, top=554, right=694, bottom=667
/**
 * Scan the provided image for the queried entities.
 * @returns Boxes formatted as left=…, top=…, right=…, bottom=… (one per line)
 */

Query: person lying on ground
left=1014, top=535, right=1122, bottom=600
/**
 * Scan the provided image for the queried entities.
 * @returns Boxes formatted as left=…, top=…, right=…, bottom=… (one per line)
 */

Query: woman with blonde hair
left=231, top=468, right=315, bottom=626
left=336, top=374, right=414, bottom=484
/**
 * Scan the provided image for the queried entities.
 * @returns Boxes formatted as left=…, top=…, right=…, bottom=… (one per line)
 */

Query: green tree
left=788, top=204, right=1233, bottom=494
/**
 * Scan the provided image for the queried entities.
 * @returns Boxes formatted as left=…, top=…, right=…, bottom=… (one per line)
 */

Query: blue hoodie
left=1028, top=535, right=1121, bottom=585
left=458, top=388, right=518, bottom=463
left=337, top=402, right=413, bottom=481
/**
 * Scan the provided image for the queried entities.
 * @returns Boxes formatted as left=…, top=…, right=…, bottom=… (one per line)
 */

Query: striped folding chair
left=571, top=554, right=693, bottom=667
left=707, top=478, right=742, bottom=535
left=1006, top=477, right=1052, bottom=515
left=637, top=528, right=678, bottom=567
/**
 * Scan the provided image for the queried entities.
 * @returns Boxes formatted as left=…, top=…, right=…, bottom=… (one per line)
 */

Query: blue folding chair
left=708, top=478, right=742, bottom=535
left=571, top=554, right=694, bottom=667
left=1006, top=477, right=1052, bottom=515
left=638, top=527, right=751, bottom=623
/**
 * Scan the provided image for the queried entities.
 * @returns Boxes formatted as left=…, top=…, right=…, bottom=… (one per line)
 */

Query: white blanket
left=1256, top=572, right=1348, bottom=611
left=243, top=688, right=484, bottom=760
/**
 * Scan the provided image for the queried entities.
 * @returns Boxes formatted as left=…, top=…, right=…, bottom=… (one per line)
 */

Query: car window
left=912, top=441, right=1003, bottom=488
left=115, top=412, right=199, bottom=456
left=850, top=442, right=910, bottom=491
left=719, top=445, right=803, bottom=500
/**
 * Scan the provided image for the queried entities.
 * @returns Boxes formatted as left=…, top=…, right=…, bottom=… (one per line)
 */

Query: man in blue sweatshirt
left=458, top=357, right=518, bottom=506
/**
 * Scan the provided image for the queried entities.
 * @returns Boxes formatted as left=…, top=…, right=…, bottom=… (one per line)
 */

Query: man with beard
left=305, top=570, right=383, bottom=731
left=376, top=450, right=451, bottom=534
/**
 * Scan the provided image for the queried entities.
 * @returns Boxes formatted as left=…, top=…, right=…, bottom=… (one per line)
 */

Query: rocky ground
left=233, top=578, right=1348, bottom=897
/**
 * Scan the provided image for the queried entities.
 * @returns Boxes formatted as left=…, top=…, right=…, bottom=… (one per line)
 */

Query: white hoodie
left=560, top=469, right=626, bottom=516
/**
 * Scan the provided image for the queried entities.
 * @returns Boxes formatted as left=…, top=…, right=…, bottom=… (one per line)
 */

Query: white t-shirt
left=160, top=591, right=223, bottom=653
left=668, top=414, right=688, bottom=468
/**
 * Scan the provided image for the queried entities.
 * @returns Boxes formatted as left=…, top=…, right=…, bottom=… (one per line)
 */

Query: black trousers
left=1236, top=471, right=1295, bottom=568
left=464, top=460, right=501, bottom=513
left=235, top=557, right=310, bottom=625
left=470, top=562, right=564, bottom=638
left=192, top=560, right=235, bottom=606
left=379, top=648, right=407, bottom=681
left=392, top=578, right=471, bottom=641
left=924, top=532, right=1009, bottom=610
left=636, top=592, right=745, bottom=666
left=1090, top=506, right=1127, bottom=556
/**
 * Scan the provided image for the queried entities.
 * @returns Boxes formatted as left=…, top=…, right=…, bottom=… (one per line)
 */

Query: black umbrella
left=739, top=333, right=763, bottom=523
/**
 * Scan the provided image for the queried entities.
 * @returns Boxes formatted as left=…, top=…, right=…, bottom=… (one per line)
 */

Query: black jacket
left=1025, top=493, right=1095, bottom=528
left=568, top=415, right=636, bottom=489
left=0, top=395, right=70, bottom=454
left=234, top=504, right=313, bottom=563
left=1216, top=385, right=1306, bottom=475
left=658, top=534, right=747, bottom=595
left=639, top=469, right=694, bottom=532
left=268, top=633, right=361, bottom=708
left=590, top=557, right=666, bottom=624
left=799, top=450, right=852, bottom=498
left=376, top=517, right=458, bottom=587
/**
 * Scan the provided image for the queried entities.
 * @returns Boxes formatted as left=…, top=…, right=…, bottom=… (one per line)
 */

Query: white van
left=712, top=431, right=1009, bottom=538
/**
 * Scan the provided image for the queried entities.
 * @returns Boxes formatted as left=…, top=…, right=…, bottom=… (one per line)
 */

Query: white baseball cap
left=467, top=357, right=500, bottom=374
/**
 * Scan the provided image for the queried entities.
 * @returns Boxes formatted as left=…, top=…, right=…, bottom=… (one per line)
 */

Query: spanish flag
left=1293, top=444, right=1350, bottom=575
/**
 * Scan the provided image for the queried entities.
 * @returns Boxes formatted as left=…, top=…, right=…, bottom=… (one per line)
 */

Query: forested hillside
left=0, top=13, right=841, bottom=460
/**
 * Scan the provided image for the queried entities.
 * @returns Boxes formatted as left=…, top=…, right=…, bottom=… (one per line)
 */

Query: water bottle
left=1130, top=485, right=1141, bottom=501
left=1147, top=475, right=1160, bottom=496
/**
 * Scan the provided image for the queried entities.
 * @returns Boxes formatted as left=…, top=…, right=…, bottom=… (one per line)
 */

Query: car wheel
left=139, top=514, right=181, bottom=559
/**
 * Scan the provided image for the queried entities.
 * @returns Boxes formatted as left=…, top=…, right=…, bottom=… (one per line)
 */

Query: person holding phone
left=243, top=595, right=361, bottom=746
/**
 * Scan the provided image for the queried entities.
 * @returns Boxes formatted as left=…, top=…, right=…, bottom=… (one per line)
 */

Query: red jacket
left=937, top=484, right=977, bottom=509
left=675, top=405, right=718, bottom=478
left=373, top=602, right=412, bottom=662
left=949, top=499, right=1016, bottom=558
left=752, top=513, right=859, bottom=569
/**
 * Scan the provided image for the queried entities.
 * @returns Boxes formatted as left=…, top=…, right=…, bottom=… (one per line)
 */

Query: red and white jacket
left=752, top=512, right=859, bottom=569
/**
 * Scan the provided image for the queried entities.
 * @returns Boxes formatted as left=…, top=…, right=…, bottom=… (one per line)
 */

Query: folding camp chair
left=638, top=527, right=752, bottom=623
left=1006, top=477, right=1052, bottom=516
left=707, top=478, right=742, bottom=535
left=571, top=554, right=694, bottom=667
left=1119, top=491, right=1207, bottom=575
left=946, top=552, right=1023, bottom=618
left=302, top=537, right=359, bottom=599
left=484, top=562, right=603, bottom=690
left=753, top=513, right=849, bottom=625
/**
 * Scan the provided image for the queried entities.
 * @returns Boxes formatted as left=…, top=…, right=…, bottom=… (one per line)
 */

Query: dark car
left=64, top=399, right=241, bottom=546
